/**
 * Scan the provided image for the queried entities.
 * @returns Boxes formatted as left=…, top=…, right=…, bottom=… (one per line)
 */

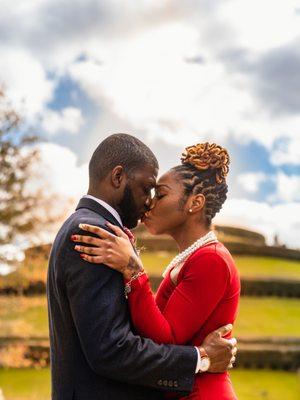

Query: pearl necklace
left=162, top=231, right=218, bottom=278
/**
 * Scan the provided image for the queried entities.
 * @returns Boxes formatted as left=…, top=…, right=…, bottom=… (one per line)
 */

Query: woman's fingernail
left=80, top=254, right=85, bottom=259
left=79, top=223, right=85, bottom=229
left=74, top=245, right=79, bottom=250
left=70, top=235, right=76, bottom=241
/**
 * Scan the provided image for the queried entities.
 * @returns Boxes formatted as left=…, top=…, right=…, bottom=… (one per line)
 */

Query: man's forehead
left=134, top=166, right=158, bottom=183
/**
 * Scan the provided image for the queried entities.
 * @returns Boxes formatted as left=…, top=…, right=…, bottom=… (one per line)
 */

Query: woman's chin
left=143, top=220, right=160, bottom=236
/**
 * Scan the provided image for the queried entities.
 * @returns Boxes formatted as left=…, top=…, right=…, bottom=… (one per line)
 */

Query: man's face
left=117, top=165, right=158, bottom=229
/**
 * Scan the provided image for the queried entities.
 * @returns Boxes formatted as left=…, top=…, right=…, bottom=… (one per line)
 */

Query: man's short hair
left=89, top=133, right=159, bottom=182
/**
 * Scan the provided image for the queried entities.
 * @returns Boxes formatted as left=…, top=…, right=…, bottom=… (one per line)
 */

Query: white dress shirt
left=82, top=194, right=202, bottom=373
left=83, top=195, right=123, bottom=226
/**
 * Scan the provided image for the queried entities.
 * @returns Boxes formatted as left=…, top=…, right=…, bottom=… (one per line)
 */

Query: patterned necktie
left=123, top=227, right=136, bottom=245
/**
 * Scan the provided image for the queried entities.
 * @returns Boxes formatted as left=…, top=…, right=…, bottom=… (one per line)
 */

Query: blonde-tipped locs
left=181, top=142, right=230, bottom=184
left=173, top=142, right=230, bottom=226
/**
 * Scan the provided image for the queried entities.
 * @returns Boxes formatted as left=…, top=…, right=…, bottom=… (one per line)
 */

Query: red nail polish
left=80, top=254, right=85, bottom=258
left=71, top=235, right=76, bottom=241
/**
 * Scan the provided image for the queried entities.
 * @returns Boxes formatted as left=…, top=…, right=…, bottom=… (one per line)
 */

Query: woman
left=72, top=142, right=240, bottom=399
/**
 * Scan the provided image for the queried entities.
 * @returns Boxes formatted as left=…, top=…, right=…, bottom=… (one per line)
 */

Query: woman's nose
left=149, top=198, right=156, bottom=210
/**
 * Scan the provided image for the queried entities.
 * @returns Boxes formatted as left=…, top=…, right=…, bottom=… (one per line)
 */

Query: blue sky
left=1, top=0, right=300, bottom=248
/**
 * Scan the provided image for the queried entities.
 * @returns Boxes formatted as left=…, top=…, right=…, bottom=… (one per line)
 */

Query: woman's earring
left=189, top=209, right=193, bottom=213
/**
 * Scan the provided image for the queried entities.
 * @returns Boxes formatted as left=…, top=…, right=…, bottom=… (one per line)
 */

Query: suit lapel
left=75, top=197, right=123, bottom=229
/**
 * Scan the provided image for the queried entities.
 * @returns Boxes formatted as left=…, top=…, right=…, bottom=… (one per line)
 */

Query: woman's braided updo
left=172, top=142, right=230, bottom=226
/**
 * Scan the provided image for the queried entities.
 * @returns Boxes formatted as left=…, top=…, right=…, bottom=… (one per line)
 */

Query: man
left=47, top=133, right=237, bottom=400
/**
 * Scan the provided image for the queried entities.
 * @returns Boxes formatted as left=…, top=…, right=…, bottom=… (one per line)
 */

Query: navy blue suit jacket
left=47, top=197, right=197, bottom=399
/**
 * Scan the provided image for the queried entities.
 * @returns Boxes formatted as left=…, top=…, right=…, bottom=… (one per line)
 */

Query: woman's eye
left=155, top=193, right=165, bottom=200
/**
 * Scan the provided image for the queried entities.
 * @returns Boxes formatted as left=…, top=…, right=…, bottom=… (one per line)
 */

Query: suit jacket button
left=163, top=380, right=168, bottom=387
left=157, top=379, right=163, bottom=386
left=168, top=380, right=173, bottom=387
left=174, top=381, right=178, bottom=387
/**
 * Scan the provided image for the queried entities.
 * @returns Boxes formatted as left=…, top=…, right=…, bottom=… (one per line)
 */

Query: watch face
left=200, top=357, right=210, bottom=372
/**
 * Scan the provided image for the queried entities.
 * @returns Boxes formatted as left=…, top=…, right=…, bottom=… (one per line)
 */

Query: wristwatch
left=199, top=347, right=211, bottom=372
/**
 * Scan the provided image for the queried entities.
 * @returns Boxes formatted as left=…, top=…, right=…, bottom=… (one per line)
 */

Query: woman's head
left=143, top=142, right=230, bottom=235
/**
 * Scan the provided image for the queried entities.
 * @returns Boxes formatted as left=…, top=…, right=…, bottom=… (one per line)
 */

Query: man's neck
left=87, top=190, right=110, bottom=204
left=85, top=193, right=123, bottom=226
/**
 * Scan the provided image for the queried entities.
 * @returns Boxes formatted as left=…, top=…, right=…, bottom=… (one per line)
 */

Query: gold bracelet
left=124, top=270, right=145, bottom=299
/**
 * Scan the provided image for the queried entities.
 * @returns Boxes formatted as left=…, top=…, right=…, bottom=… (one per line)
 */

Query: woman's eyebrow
left=156, top=184, right=170, bottom=189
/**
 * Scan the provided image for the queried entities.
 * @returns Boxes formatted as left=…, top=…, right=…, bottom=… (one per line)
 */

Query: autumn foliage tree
left=0, top=89, right=64, bottom=268
left=0, top=89, right=40, bottom=248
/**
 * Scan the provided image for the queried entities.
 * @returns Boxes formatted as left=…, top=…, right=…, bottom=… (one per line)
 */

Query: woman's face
left=142, top=170, right=189, bottom=235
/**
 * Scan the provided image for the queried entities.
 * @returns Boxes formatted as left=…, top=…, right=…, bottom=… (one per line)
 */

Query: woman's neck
left=170, top=222, right=211, bottom=253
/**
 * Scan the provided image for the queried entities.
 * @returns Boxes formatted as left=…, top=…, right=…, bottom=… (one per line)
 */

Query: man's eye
left=144, top=187, right=152, bottom=195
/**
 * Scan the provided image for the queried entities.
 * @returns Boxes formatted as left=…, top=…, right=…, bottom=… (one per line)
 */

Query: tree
left=0, top=88, right=62, bottom=267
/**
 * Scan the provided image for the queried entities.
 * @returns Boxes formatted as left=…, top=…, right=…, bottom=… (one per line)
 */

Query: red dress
left=126, top=242, right=240, bottom=399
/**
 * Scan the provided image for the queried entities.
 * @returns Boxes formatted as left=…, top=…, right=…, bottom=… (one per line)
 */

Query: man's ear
left=111, top=165, right=125, bottom=188
left=189, top=193, right=206, bottom=213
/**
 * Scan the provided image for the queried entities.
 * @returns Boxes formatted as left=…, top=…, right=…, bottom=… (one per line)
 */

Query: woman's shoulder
left=185, top=242, right=237, bottom=273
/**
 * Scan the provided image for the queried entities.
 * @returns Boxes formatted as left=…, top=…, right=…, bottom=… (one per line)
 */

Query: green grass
left=0, top=368, right=299, bottom=400
left=230, top=369, right=300, bottom=400
left=234, top=256, right=300, bottom=280
left=235, top=297, right=300, bottom=338
left=0, top=296, right=299, bottom=338
left=141, top=252, right=300, bottom=280
left=0, top=369, right=50, bottom=400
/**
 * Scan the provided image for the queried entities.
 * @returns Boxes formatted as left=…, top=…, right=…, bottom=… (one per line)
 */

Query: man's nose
left=145, top=196, right=152, bottom=210
left=148, top=198, right=156, bottom=210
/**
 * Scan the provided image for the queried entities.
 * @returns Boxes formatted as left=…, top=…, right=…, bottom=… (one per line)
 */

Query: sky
left=1, top=0, right=300, bottom=249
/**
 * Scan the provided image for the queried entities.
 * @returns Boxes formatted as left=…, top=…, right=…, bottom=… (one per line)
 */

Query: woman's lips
left=141, top=212, right=151, bottom=223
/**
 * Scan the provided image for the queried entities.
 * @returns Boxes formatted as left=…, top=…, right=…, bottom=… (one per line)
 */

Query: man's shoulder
left=51, top=207, right=109, bottom=259
left=62, top=207, right=108, bottom=234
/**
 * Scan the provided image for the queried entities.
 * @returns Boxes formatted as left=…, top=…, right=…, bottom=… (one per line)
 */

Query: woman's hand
left=71, top=222, right=144, bottom=279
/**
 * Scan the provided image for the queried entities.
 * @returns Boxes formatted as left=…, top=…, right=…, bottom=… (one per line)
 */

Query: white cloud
left=275, top=172, right=300, bottom=202
left=271, top=136, right=300, bottom=166
left=1, top=0, right=300, bottom=153
left=67, top=19, right=300, bottom=150
left=33, top=142, right=88, bottom=199
left=236, top=172, right=267, bottom=194
left=0, top=47, right=54, bottom=118
left=41, top=107, right=84, bottom=135
left=0, top=0, right=299, bottom=252
left=215, top=198, right=300, bottom=249
left=217, top=0, right=300, bottom=52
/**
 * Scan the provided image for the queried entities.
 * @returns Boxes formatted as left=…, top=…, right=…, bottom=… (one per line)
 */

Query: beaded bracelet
left=124, top=270, right=146, bottom=299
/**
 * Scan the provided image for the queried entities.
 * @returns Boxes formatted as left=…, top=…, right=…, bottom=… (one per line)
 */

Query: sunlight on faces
left=143, top=170, right=191, bottom=235
left=121, top=165, right=158, bottom=229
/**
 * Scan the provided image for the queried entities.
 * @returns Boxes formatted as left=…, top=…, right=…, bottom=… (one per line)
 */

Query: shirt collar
left=83, top=195, right=123, bottom=226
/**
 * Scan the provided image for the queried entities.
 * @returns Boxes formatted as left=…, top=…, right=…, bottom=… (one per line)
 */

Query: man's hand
left=199, top=324, right=237, bottom=373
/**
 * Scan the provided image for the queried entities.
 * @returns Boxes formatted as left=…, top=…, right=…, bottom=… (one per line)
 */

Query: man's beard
left=117, top=184, right=140, bottom=229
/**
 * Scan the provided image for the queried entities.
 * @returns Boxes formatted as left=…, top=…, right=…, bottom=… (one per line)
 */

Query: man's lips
left=141, top=212, right=150, bottom=222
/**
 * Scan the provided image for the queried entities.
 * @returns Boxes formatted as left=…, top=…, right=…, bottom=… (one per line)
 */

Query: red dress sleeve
left=125, top=252, right=231, bottom=345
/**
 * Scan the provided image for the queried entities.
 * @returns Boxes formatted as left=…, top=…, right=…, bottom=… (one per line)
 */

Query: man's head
left=88, top=133, right=159, bottom=228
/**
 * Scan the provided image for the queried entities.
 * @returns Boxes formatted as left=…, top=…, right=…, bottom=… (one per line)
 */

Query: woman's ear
left=188, top=194, right=205, bottom=213
left=111, top=165, right=125, bottom=188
